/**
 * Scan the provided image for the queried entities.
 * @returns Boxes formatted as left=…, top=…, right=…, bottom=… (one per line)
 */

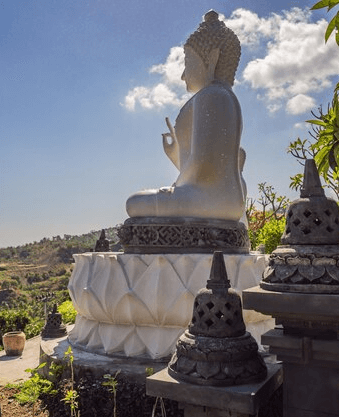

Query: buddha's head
left=182, top=10, right=240, bottom=91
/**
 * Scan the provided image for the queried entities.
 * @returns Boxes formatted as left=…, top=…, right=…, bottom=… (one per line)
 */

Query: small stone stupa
left=41, top=304, right=67, bottom=339
left=94, top=229, right=110, bottom=252
left=261, top=159, right=339, bottom=294
left=168, top=251, right=267, bottom=386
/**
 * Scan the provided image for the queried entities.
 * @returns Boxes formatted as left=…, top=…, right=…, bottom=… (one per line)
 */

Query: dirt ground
left=0, top=387, right=48, bottom=417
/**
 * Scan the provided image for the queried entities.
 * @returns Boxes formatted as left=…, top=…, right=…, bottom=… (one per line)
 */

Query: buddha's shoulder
left=196, top=82, right=235, bottom=100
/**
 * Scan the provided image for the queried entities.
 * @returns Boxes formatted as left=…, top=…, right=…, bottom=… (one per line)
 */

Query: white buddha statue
left=126, top=10, right=245, bottom=223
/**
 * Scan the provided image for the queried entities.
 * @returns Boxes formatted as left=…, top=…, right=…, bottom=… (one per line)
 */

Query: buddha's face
left=181, top=46, right=208, bottom=93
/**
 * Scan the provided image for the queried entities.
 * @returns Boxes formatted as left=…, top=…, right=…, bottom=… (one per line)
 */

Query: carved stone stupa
left=168, top=252, right=267, bottom=386
left=243, top=160, right=339, bottom=417
left=261, top=159, right=339, bottom=294
left=119, top=10, right=250, bottom=254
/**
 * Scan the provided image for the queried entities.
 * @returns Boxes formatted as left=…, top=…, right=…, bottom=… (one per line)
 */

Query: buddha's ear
left=207, top=48, right=220, bottom=80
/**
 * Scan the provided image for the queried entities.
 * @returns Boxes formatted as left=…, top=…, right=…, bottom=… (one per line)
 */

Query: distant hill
left=0, top=227, right=120, bottom=266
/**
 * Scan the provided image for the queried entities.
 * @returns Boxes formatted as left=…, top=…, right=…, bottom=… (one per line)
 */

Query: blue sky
left=1, top=0, right=338, bottom=247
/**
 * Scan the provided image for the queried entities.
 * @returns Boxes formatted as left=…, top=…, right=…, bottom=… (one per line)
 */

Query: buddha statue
left=121, top=11, right=249, bottom=253
left=126, top=11, right=245, bottom=222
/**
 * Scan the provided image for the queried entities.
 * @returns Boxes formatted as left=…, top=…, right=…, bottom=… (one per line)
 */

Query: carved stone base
left=68, top=252, right=271, bottom=359
left=168, top=331, right=267, bottom=386
left=118, top=217, right=250, bottom=254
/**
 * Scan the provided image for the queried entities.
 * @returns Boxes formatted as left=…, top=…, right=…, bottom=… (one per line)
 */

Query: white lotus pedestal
left=68, top=252, right=273, bottom=360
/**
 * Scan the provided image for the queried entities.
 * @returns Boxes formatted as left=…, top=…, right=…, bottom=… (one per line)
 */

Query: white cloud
left=286, top=94, right=316, bottom=115
left=294, top=122, right=308, bottom=129
left=122, top=47, right=187, bottom=111
left=150, top=47, right=185, bottom=86
left=123, top=7, right=339, bottom=114
left=233, top=7, right=339, bottom=114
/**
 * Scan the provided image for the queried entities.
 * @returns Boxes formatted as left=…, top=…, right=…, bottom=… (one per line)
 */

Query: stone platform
left=68, top=252, right=273, bottom=360
left=146, top=363, right=282, bottom=417
left=40, top=329, right=166, bottom=385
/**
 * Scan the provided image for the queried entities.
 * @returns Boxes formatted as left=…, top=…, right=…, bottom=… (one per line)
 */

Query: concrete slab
left=40, top=331, right=171, bottom=385
left=0, top=335, right=41, bottom=385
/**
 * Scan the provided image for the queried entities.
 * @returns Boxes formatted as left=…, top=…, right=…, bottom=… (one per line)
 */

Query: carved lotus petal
left=297, top=257, right=311, bottom=266
left=326, top=265, right=339, bottom=282
left=196, top=361, right=220, bottom=379
left=298, top=265, right=325, bottom=282
left=229, top=364, right=246, bottom=378
left=263, top=267, right=275, bottom=281
left=286, top=257, right=300, bottom=266
left=275, top=265, right=298, bottom=281
left=313, top=257, right=336, bottom=266
left=290, top=273, right=305, bottom=284
left=177, top=356, right=196, bottom=375
left=273, top=256, right=286, bottom=265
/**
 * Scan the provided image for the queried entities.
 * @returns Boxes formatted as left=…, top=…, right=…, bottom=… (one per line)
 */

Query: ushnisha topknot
left=184, top=10, right=241, bottom=86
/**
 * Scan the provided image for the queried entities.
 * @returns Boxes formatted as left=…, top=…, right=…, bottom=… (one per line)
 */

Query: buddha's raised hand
left=162, top=117, right=180, bottom=170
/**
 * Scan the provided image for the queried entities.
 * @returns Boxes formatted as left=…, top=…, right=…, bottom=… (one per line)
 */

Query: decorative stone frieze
left=118, top=217, right=250, bottom=254
left=261, top=245, right=339, bottom=293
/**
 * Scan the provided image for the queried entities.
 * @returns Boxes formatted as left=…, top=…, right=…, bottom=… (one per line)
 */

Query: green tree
left=288, top=83, right=339, bottom=198
left=288, top=0, right=339, bottom=195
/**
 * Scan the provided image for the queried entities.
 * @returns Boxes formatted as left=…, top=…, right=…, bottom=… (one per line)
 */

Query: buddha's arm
left=162, top=117, right=180, bottom=170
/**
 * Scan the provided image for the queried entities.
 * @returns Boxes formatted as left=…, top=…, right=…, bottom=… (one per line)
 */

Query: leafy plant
left=145, top=367, right=154, bottom=377
left=7, top=362, right=57, bottom=416
left=58, top=300, right=77, bottom=324
left=63, top=389, right=80, bottom=416
left=102, top=371, right=120, bottom=417
left=288, top=84, right=339, bottom=198
left=254, top=218, right=286, bottom=254
left=62, top=346, right=80, bottom=417
left=246, top=183, right=289, bottom=250
left=311, top=0, right=339, bottom=45
left=0, top=308, right=30, bottom=339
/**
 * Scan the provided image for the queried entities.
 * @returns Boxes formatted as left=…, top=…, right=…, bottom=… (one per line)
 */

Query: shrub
left=0, top=309, right=30, bottom=338
left=24, top=318, right=45, bottom=339
left=58, top=301, right=77, bottom=324
left=255, top=218, right=286, bottom=253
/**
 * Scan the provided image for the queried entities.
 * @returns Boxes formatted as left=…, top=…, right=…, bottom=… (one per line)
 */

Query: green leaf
left=306, top=119, right=327, bottom=126
left=311, top=0, right=330, bottom=10
left=333, top=142, right=339, bottom=164
left=328, top=0, right=339, bottom=11
left=315, top=146, right=331, bottom=169
left=325, top=14, right=337, bottom=42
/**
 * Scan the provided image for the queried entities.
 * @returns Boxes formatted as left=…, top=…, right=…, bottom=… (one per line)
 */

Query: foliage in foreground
left=311, top=0, right=339, bottom=46
left=288, top=83, right=339, bottom=198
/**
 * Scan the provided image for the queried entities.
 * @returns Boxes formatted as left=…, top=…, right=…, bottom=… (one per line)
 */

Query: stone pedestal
left=243, top=286, right=339, bottom=417
left=262, top=328, right=339, bottom=417
left=146, top=364, right=282, bottom=417
left=68, top=252, right=273, bottom=359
